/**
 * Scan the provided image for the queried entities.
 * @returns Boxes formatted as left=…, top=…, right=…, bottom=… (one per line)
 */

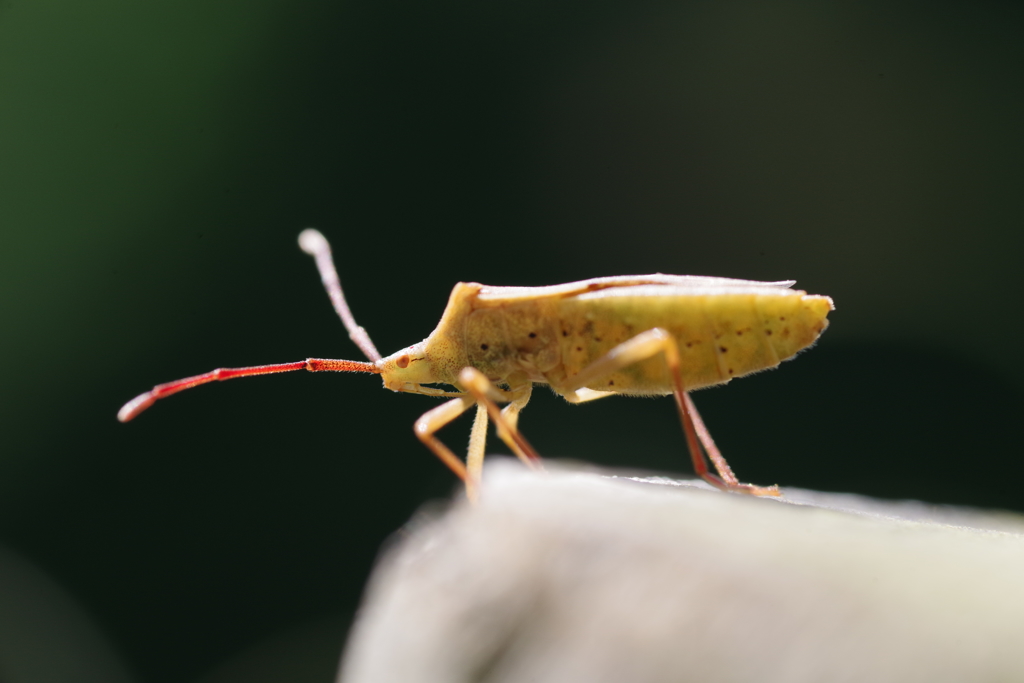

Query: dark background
left=2, top=1, right=1022, bottom=681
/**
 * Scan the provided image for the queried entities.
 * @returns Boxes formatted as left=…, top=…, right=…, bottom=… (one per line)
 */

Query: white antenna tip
left=118, top=392, right=154, bottom=422
left=298, top=228, right=329, bottom=256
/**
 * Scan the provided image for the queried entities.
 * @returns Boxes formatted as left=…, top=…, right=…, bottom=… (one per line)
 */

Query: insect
left=119, top=229, right=834, bottom=500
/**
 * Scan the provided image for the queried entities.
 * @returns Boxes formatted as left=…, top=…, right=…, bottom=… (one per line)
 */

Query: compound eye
left=396, top=354, right=410, bottom=369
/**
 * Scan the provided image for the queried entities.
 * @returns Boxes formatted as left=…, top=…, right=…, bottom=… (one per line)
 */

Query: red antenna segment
left=117, top=359, right=379, bottom=422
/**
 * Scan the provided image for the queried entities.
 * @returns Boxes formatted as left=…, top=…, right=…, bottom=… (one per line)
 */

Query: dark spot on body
left=728, top=368, right=734, bottom=375
left=576, top=346, right=583, bottom=352
left=736, top=330, right=743, bottom=336
left=528, top=332, right=537, bottom=338
left=480, top=344, right=489, bottom=351
left=608, top=380, right=615, bottom=386
left=562, top=330, right=569, bottom=337
left=594, top=336, right=602, bottom=342
left=779, top=316, right=786, bottom=321
left=720, top=346, right=728, bottom=353
left=765, top=330, right=773, bottom=336
left=685, top=342, right=692, bottom=348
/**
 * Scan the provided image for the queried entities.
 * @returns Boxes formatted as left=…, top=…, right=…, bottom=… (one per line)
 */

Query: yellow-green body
left=118, top=229, right=835, bottom=496
left=380, top=275, right=833, bottom=397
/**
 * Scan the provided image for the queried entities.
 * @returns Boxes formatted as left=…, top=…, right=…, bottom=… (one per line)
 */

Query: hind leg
left=555, top=328, right=779, bottom=496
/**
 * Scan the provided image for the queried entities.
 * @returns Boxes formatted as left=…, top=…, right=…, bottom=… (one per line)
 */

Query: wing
left=474, top=274, right=798, bottom=304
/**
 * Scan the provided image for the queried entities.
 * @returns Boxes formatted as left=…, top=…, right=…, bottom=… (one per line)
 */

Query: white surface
left=339, top=460, right=1024, bottom=683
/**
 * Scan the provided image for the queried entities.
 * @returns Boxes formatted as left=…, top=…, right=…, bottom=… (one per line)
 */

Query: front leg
left=458, top=368, right=542, bottom=472
left=415, top=374, right=538, bottom=502
left=414, top=396, right=477, bottom=497
left=464, top=377, right=535, bottom=494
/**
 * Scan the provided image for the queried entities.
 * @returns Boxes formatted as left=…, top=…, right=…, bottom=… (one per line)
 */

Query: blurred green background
left=1, top=0, right=1022, bottom=681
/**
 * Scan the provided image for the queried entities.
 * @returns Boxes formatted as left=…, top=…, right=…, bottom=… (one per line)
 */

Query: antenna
left=298, top=229, right=382, bottom=362
left=117, top=230, right=383, bottom=422
left=117, top=358, right=379, bottom=422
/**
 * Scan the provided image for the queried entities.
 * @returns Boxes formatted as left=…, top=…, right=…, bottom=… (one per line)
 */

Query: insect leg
left=557, top=328, right=779, bottom=496
left=466, top=404, right=489, bottom=495
left=458, top=368, right=542, bottom=471
left=493, top=379, right=533, bottom=445
left=466, top=377, right=534, bottom=484
left=563, top=387, right=739, bottom=486
left=414, top=396, right=475, bottom=495
left=463, top=378, right=535, bottom=500
left=683, top=393, right=739, bottom=487
left=561, top=387, right=617, bottom=404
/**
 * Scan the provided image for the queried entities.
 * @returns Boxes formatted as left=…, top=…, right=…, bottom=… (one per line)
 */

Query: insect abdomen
left=555, top=290, right=832, bottom=394
left=758, top=292, right=832, bottom=362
